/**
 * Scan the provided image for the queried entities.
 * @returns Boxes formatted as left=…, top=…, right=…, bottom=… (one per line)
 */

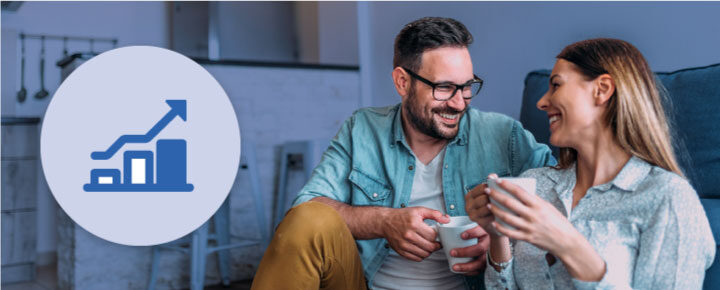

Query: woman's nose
left=536, top=91, right=550, bottom=111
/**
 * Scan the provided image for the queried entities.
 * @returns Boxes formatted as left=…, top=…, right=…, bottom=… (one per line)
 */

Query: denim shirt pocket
left=349, top=168, right=392, bottom=205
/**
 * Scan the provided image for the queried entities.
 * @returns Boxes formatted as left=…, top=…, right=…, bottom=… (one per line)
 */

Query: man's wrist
left=374, top=206, right=393, bottom=238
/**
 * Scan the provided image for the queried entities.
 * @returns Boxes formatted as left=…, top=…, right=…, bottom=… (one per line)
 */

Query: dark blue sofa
left=519, top=63, right=720, bottom=289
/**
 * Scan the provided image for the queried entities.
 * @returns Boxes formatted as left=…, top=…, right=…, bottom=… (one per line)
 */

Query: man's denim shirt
left=292, top=103, right=556, bottom=289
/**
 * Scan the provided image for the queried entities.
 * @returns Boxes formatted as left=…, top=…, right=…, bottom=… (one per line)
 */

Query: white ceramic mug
left=431, top=216, right=478, bottom=273
left=487, top=177, right=536, bottom=234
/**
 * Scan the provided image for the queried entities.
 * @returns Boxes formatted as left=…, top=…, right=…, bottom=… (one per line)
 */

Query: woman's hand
left=486, top=176, right=606, bottom=281
left=485, top=176, right=578, bottom=255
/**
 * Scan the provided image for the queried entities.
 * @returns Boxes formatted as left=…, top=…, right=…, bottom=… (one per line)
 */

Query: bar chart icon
left=83, top=100, right=194, bottom=192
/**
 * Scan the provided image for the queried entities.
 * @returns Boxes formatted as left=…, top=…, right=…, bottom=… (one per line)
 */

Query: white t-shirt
left=372, top=147, right=465, bottom=290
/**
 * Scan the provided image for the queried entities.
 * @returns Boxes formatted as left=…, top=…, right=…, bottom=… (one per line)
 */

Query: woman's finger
left=494, top=177, right=537, bottom=206
left=487, top=187, right=531, bottom=219
left=492, top=221, right=527, bottom=242
left=488, top=203, right=529, bottom=231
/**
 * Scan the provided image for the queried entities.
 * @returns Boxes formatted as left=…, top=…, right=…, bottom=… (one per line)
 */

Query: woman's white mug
left=487, top=177, right=537, bottom=234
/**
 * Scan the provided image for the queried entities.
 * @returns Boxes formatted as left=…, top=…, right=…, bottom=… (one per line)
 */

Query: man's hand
left=449, top=226, right=490, bottom=275
left=382, top=206, right=451, bottom=262
left=465, top=183, right=496, bottom=235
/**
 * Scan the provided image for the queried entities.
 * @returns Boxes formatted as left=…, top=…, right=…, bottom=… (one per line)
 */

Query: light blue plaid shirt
left=485, top=156, right=716, bottom=289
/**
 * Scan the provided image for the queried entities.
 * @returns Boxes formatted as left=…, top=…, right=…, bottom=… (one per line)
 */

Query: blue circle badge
left=41, top=46, right=241, bottom=246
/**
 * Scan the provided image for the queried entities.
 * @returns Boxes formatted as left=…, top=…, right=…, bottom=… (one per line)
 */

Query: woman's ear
left=392, top=67, right=411, bottom=99
left=595, top=73, right=615, bottom=106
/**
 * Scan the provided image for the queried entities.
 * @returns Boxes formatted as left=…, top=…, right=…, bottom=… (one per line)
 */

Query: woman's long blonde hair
left=555, top=38, right=684, bottom=176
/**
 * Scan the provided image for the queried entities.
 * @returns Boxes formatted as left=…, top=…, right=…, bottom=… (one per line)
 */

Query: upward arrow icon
left=91, top=100, right=187, bottom=160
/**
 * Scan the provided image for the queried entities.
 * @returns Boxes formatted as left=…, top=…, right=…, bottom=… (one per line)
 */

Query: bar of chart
left=83, top=100, right=194, bottom=192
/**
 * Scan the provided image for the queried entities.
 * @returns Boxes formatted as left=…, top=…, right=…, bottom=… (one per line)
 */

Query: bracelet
left=487, top=252, right=512, bottom=270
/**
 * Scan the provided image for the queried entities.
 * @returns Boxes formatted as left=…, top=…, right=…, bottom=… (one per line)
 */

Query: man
left=252, top=17, right=554, bottom=289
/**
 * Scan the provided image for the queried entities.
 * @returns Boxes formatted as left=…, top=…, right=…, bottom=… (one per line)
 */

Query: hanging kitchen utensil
left=17, top=34, right=27, bottom=103
left=62, top=37, right=68, bottom=57
left=34, top=36, right=49, bottom=99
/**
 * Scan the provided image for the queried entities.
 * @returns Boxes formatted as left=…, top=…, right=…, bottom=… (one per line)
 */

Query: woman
left=465, top=38, right=715, bottom=289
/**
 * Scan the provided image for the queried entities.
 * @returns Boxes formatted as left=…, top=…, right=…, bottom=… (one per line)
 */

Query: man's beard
left=403, top=85, right=465, bottom=140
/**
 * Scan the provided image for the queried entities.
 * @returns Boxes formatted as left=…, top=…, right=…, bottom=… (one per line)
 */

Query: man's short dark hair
left=393, top=17, right=473, bottom=73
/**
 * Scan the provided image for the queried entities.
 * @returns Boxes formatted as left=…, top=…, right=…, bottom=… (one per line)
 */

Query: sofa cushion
left=520, top=63, right=720, bottom=199
left=701, top=198, right=720, bottom=289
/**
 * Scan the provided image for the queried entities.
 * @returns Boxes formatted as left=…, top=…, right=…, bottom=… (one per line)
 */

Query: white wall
left=362, top=2, right=720, bottom=119
left=317, top=2, right=358, bottom=65
left=1, top=1, right=169, bottom=117
left=294, top=2, right=359, bottom=65
left=1, top=1, right=169, bottom=261
left=216, top=2, right=297, bottom=62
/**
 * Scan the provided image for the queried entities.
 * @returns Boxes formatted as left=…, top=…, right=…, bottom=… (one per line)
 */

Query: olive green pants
left=251, top=201, right=368, bottom=290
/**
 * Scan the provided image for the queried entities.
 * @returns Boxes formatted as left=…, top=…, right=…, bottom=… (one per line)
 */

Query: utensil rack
left=19, top=33, right=118, bottom=53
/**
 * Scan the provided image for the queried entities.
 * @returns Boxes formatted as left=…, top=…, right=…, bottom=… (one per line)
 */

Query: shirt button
left=400, top=203, right=406, bottom=208
left=408, top=165, right=414, bottom=171
left=372, top=192, right=378, bottom=198
left=384, top=243, right=390, bottom=249
left=449, top=204, right=455, bottom=210
left=445, top=164, right=449, bottom=169
left=545, top=273, right=551, bottom=279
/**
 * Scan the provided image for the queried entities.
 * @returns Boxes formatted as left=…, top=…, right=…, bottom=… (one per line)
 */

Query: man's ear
left=392, top=67, right=411, bottom=100
left=595, top=73, right=615, bottom=106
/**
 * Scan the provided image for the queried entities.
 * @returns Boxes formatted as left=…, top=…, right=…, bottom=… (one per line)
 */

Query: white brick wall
left=206, top=64, right=360, bottom=281
left=57, top=65, right=361, bottom=289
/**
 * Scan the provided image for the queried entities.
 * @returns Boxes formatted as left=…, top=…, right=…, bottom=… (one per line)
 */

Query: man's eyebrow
left=435, top=78, right=476, bottom=85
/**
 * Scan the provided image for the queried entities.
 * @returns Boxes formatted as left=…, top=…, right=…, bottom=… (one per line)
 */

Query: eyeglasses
left=402, top=67, right=484, bottom=101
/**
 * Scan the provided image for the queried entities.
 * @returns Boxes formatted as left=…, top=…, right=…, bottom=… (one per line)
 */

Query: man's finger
left=467, top=183, right=487, bottom=199
left=397, top=249, right=423, bottom=262
left=461, top=225, right=488, bottom=239
left=466, top=194, right=490, bottom=211
left=451, top=243, right=486, bottom=258
left=453, top=258, right=486, bottom=274
left=417, top=207, right=450, bottom=224
left=409, top=231, right=440, bottom=253
left=401, top=240, right=432, bottom=260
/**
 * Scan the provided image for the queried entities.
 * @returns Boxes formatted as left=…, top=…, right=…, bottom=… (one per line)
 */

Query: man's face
left=403, top=46, right=474, bottom=140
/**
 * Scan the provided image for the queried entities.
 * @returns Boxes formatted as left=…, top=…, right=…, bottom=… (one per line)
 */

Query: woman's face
left=536, top=59, right=606, bottom=149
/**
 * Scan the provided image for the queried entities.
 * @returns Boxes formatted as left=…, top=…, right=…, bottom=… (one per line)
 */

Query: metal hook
left=40, top=35, right=45, bottom=56
left=20, top=33, right=25, bottom=54
left=63, top=37, right=68, bottom=56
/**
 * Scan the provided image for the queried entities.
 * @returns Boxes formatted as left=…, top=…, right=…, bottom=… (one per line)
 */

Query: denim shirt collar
left=545, top=155, right=652, bottom=193
left=390, top=103, right=468, bottom=148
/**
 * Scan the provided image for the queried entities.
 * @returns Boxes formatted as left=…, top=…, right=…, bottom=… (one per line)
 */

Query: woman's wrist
left=488, top=234, right=512, bottom=272
left=555, top=231, right=606, bottom=281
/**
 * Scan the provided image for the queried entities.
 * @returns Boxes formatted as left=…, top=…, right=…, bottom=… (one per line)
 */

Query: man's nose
left=446, top=90, right=466, bottom=111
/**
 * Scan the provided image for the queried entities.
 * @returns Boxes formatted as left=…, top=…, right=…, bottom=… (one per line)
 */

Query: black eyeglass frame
left=402, top=67, right=484, bottom=101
